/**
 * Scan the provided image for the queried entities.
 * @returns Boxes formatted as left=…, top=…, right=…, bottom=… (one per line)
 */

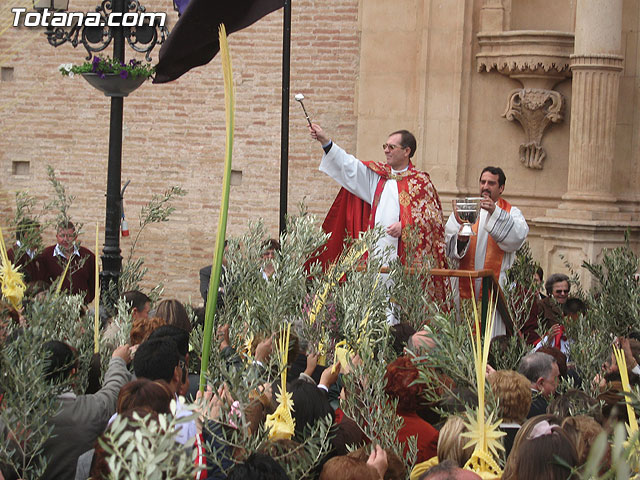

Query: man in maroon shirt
left=37, top=221, right=95, bottom=303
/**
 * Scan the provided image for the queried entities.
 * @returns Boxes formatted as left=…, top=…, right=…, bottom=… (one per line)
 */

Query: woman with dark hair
left=116, top=378, right=173, bottom=415
left=384, top=356, right=439, bottom=463
left=226, top=452, right=290, bottom=480
left=288, top=378, right=335, bottom=439
left=88, top=408, right=160, bottom=479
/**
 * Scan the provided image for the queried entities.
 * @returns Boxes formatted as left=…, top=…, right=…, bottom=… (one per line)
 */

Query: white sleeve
left=484, top=205, right=529, bottom=253
left=445, top=213, right=469, bottom=260
left=319, top=142, right=380, bottom=204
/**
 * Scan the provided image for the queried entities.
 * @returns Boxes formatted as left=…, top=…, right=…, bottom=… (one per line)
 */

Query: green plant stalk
left=200, top=24, right=235, bottom=392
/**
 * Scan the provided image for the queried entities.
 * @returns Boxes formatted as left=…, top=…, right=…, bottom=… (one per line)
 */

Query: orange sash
left=459, top=198, right=512, bottom=299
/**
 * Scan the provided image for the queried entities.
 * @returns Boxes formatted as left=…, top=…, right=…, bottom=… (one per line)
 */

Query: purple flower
left=129, top=59, right=136, bottom=66
left=119, top=70, right=128, bottom=79
left=99, top=72, right=106, bottom=79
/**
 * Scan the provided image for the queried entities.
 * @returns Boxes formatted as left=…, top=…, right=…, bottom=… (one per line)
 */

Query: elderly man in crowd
left=518, top=352, right=560, bottom=418
left=37, top=221, right=96, bottom=303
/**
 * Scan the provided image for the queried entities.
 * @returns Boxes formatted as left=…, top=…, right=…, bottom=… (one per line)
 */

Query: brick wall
left=0, top=0, right=360, bottom=303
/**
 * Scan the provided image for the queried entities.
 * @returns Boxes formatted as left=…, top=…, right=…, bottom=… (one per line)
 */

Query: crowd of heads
left=1, top=223, right=639, bottom=480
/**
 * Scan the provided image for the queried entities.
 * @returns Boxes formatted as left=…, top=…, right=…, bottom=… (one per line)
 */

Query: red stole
left=459, top=197, right=512, bottom=299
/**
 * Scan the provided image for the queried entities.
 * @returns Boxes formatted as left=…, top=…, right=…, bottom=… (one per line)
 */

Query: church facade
left=1, top=0, right=638, bottom=299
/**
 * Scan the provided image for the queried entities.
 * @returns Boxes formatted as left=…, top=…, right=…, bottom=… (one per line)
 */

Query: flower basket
left=60, top=56, right=155, bottom=97
left=81, top=72, right=147, bottom=97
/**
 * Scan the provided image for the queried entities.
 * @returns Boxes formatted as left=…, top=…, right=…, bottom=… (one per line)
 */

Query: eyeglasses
left=382, top=143, right=405, bottom=151
left=554, top=289, right=569, bottom=294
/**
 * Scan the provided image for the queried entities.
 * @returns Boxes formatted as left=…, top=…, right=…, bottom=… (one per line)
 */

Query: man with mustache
left=445, top=167, right=529, bottom=335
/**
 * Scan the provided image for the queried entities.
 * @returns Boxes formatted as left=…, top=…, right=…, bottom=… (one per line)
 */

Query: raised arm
left=310, top=123, right=379, bottom=203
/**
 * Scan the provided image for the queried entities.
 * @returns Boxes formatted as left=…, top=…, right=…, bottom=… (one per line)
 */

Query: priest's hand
left=457, top=224, right=470, bottom=243
left=457, top=225, right=470, bottom=254
left=386, top=221, right=402, bottom=238
left=309, top=123, right=330, bottom=145
left=480, top=193, right=496, bottom=214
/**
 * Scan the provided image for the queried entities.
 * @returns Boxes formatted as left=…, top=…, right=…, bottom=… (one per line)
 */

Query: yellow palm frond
left=266, top=323, right=296, bottom=440
left=308, top=242, right=368, bottom=325
left=56, top=254, right=73, bottom=294
left=463, top=449, right=502, bottom=480
left=462, top=284, right=504, bottom=477
left=265, top=389, right=295, bottom=440
left=0, top=226, right=26, bottom=310
left=613, top=346, right=639, bottom=434
left=219, top=23, right=234, bottom=144
left=199, top=24, right=235, bottom=392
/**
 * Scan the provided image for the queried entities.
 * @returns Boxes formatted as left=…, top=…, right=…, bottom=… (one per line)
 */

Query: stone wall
left=0, top=0, right=361, bottom=303
left=2, top=0, right=639, bottom=303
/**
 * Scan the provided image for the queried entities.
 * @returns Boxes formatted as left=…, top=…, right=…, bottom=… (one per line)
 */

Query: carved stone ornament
left=476, top=31, right=574, bottom=84
left=502, top=88, right=564, bottom=170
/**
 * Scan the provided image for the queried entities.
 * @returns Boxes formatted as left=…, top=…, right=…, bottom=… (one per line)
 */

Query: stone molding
left=477, top=30, right=574, bottom=81
left=502, top=88, right=564, bottom=169
left=477, top=30, right=573, bottom=169
left=569, top=53, right=624, bottom=72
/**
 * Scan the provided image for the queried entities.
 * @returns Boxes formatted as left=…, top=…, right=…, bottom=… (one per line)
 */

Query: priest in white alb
left=309, top=123, right=449, bottom=308
left=445, top=166, right=529, bottom=336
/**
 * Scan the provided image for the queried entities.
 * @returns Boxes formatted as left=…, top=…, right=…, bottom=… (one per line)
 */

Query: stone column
left=530, top=0, right=639, bottom=290
left=562, top=0, right=623, bottom=210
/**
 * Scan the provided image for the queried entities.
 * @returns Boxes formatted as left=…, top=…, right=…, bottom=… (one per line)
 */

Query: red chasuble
left=316, top=161, right=449, bottom=303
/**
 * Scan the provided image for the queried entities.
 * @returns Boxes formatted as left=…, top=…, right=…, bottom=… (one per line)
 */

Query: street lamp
left=35, top=0, right=169, bottom=306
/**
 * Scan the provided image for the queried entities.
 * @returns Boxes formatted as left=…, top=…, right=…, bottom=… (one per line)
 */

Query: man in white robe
left=445, top=166, right=529, bottom=336
left=309, top=124, right=449, bottom=320
left=311, top=124, right=405, bottom=263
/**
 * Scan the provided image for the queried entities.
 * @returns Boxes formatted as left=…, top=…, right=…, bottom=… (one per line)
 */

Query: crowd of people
left=1, top=223, right=638, bottom=479
left=0, top=126, right=638, bottom=479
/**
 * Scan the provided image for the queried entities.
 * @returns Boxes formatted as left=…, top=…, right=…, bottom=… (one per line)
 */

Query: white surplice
left=319, top=142, right=407, bottom=265
left=444, top=203, right=529, bottom=335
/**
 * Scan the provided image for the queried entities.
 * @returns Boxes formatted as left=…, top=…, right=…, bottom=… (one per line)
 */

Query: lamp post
left=35, top=0, right=168, bottom=305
